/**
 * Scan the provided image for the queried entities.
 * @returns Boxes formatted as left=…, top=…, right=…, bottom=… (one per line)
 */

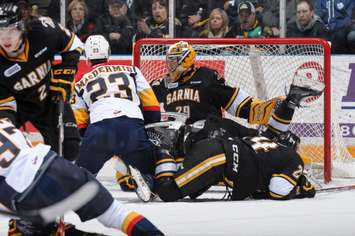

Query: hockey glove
left=296, top=174, right=316, bottom=199
left=50, top=63, right=77, bottom=102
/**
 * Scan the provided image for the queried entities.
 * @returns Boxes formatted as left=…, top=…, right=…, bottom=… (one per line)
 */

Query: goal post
left=133, top=38, right=352, bottom=183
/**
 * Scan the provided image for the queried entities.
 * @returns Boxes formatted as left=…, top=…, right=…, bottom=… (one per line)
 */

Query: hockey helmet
left=0, top=2, right=25, bottom=53
left=166, top=41, right=196, bottom=82
left=84, top=35, right=111, bottom=62
left=0, top=2, right=22, bottom=28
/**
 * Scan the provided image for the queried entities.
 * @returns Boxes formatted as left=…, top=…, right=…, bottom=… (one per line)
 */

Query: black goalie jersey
left=0, top=17, right=82, bottom=123
left=151, top=67, right=252, bottom=123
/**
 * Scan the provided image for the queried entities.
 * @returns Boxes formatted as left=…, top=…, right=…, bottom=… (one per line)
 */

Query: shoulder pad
left=198, top=67, right=225, bottom=82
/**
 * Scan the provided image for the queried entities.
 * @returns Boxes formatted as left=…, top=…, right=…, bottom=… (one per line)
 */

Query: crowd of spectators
left=23, top=0, right=355, bottom=54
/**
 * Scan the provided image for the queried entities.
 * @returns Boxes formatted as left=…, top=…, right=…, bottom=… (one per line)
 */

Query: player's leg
left=264, top=74, right=325, bottom=149
left=76, top=120, right=114, bottom=175
left=32, top=103, right=80, bottom=162
left=156, top=138, right=226, bottom=201
left=10, top=151, right=164, bottom=235
left=62, top=103, right=81, bottom=161
left=114, top=156, right=136, bottom=191
left=113, top=117, right=156, bottom=191
left=266, top=149, right=316, bottom=200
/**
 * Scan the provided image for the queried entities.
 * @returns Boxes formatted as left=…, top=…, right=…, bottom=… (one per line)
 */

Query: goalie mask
left=0, top=2, right=25, bottom=54
left=146, top=121, right=184, bottom=155
left=166, top=41, right=196, bottom=82
left=84, top=35, right=111, bottom=63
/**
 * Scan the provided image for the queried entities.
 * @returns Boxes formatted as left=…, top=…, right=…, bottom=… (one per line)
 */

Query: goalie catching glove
left=50, top=63, right=77, bottom=102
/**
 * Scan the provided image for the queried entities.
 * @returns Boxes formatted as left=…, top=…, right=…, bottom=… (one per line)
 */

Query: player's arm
left=42, top=16, right=83, bottom=102
left=209, top=73, right=283, bottom=125
left=268, top=174, right=315, bottom=200
left=0, top=86, right=17, bottom=124
left=149, top=79, right=164, bottom=103
left=71, top=87, right=89, bottom=136
left=134, top=67, right=161, bottom=124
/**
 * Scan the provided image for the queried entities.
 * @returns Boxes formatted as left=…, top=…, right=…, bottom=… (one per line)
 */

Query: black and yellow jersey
left=0, top=16, right=82, bottom=122
left=151, top=66, right=252, bottom=123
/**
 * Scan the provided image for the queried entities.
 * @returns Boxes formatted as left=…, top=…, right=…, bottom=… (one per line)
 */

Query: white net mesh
left=134, top=39, right=355, bottom=182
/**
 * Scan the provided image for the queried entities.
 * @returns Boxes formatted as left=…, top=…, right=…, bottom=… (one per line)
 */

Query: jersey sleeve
left=150, top=79, right=164, bottom=103
left=207, top=70, right=253, bottom=119
left=0, top=86, right=17, bottom=123
left=37, top=17, right=83, bottom=55
left=134, top=67, right=161, bottom=123
left=71, top=88, right=89, bottom=129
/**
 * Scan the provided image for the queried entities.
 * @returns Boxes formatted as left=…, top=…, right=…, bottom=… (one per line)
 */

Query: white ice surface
left=1, top=160, right=355, bottom=236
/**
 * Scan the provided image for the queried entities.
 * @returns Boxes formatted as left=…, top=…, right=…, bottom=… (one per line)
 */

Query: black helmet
left=0, top=1, right=22, bottom=28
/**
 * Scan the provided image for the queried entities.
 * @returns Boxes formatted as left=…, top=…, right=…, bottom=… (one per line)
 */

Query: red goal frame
left=133, top=38, right=332, bottom=182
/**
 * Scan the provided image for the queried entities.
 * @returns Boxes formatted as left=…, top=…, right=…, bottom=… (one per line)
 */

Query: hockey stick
left=316, top=184, right=355, bottom=193
left=57, top=98, right=65, bottom=235
left=58, top=98, right=65, bottom=157
left=0, top=181, right=99, bottom=225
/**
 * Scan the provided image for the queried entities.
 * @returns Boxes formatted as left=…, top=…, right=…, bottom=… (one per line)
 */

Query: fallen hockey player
left=132, top=72, right=324, bottom=202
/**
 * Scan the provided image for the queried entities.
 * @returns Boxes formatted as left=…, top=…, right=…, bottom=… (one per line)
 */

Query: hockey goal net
left=133, top=38, right=355, bottom=184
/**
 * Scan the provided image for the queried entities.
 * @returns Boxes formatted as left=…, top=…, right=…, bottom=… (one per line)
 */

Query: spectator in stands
left=67, top=0, right=95, bottom=42
left=27, top=0, right=54, bottom=17
left=226, top=1, right=275, bottom=38
left=94, top=0, right=134, bottom=54
left=260, top=0, right=299, bottom=37
left=315, top=0, right=355, bottom=54
left=18, top=0, right=32, bottom=20
left=199, top=8, right=230, bottom=38
left=287, top=0, right=329, bottom=39
left=134, top=0, right=182, bottom=40
left=179, top=0, right=225, bottom=37
left=130, top=0, right=153, bottom=20
left=224, top=0, right=264, bottom=25
left=83, top=0, right=107, bottom=25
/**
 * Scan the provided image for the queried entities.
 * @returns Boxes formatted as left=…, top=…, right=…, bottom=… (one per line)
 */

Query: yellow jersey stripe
left=224, top=87, right=239, bottom=110
left=272, top=173, right=297, bottom=186
left=0, top=96, right=15, bottom=105
left=62, top=32, right=75, bottom=53
left=175, top=153, right=226, bottom=188
left=236, top=96, right=252, bottom=117
left=271, top=113, right=291, bottom=124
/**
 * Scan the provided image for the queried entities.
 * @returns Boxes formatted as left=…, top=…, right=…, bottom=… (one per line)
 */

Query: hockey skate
left=129, top=166, right=155, bottom=202
left=286, top=73, right=325, bottom=108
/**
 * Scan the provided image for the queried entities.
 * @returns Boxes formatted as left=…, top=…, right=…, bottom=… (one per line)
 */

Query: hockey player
left=145, top=80, right=321, bottom=201
left=151, top=41, right=284, bottom=125
left=0, top=118, right=164, bottom=236
left=0, top=1, right=81, bottom=162
left=72, top=35, right=161, bottom=190
left=150, top=41, right=323, bottom=161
